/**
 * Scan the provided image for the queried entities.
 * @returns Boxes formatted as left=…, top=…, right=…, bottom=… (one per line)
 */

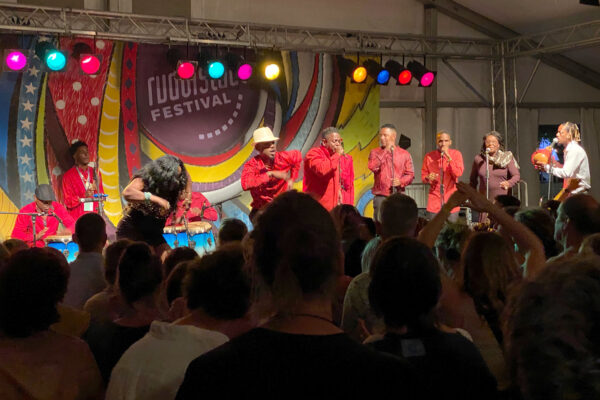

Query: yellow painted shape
left=36, top=74, right=49, bottom=184
left=338, top=85, right=380, bottom=152
left=336, top=56, right=378, bottom=128
left=0, top=186, right=19, bottom=240
left=97, top=42, right=123, bottom=226
left=363, top=199, right=374, bottom=219
left=139, top=135, right=256, bottom=183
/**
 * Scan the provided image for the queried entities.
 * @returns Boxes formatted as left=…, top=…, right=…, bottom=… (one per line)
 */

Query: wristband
left=144, top=192, right=152, bottom=201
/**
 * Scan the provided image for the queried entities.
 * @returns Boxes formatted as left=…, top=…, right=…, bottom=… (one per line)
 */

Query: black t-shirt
left=176, top=327, right=420, bottom=399
left=84, top=321, right=150, bottom=384
left=370, top=330, right=498, bottom=400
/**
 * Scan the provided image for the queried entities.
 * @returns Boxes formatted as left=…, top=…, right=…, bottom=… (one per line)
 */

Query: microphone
left=48, top=210, right=65, bottom=227
left=551, top=138, right=559, bottom=146
left=485, top=148, right=491, bottom=153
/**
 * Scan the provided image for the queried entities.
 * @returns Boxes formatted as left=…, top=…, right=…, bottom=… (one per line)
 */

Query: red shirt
left=165, top=192, right=218, bottom=225
left=61, top=165, right=104, bottom=222
left=303, top=146, right=342, bottom=211
left=340, top=154, right=355, bottom=205
left=241, top=150, right=302, bottom=210
left=421, top=148, right=464, bottom=213
left=368, top=147, right=415, bottom=196
left=11, top=201, right=76, bottom=248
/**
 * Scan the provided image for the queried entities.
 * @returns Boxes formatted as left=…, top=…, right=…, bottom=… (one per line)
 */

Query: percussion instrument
left=45, top=235, right=79, bottom=262
left=162, top=221, right=215, bottom=256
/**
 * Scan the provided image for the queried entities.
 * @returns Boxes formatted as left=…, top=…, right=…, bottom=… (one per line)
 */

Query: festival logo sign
left=136, top=44, right=261, bottom=158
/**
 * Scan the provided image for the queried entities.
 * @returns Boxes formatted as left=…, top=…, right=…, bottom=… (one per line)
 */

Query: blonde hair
left=562, top=122, right=581, bottom=142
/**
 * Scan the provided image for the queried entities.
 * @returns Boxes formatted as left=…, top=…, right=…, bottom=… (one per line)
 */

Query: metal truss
left=0, top=3, right=496, bottom=58
left=505, top=20, right=600, bottom=57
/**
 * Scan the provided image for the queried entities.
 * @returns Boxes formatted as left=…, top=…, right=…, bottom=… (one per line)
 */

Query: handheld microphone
left=485, top=148, right=491, bottom=153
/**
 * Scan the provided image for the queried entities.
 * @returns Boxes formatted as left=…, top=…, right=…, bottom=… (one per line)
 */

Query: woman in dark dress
left=469, top=131, right=520, bottom=201
left=116, top=155, right=191, bottom=258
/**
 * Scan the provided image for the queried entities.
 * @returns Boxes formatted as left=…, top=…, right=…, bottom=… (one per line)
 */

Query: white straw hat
left=253, top=127, right=280, bottom=144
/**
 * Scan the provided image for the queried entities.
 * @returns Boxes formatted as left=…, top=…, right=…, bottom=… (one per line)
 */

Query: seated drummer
left=11, top=184, right=76, bottom=248
left=165, top=191, right=218, bottom=225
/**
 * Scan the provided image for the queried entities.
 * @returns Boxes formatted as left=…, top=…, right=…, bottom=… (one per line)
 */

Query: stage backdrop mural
left=0, top=35, right=381, bottom=239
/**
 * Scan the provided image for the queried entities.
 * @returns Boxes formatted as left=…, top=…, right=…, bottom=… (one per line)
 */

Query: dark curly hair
left=0, top=248, right=69, bottom=337
left=480, top=130, right=505, bottom=154
left=515, top=208, right=559, bottom=259
left=69, top=140, right=88, bottom=157
left=505, top=257, right=600, bottom=400
left=137, top=155, right=188, bottom=209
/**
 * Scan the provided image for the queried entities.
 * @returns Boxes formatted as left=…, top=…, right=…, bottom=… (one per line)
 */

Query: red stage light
left=398, top=69, right=412, bottom=85
left=177, top=61, right=196, bottom=80
left=80, top=54, right=101, bottom=75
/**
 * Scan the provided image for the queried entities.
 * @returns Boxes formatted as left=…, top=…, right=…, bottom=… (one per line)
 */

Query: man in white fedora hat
left=241, top=127, right=302, bottom=221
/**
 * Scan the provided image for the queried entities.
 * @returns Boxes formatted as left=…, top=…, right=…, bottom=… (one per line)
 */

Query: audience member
left=550, top=193, right=600, bottom=262
left=84, top=242, right=164, bottom=384
left=0, top=242, right=9, bottom=263
left=107, top=244, right=252, bottom=400
left=63, top=214, right=108, bottom=309
left=217, top=218, right=248, bottom=247
left=579, top=232, right=600, bottom=256
left=331, top=204, right=367, bottom=278
left=176, top=191, right=418, bottom=398
left=341, top=194, right=418, bottom=342
left=368, top=237, right=498, bottom=400
left=163, top=260, right=194, bottom=322
left=83, top=239, right=132, bottom=323
left=505, top=257, right=600, bottom=400
left=493, top=194, right=521, bottom=209
left=162, top=247, right=198, bottom=280
left=0, top=248, right=103, bottom=400
left=2, top=238, right=27, bottom=255
left=435, top=222, right=471, bottom=278
left=514, top=208, right=559, bottom=259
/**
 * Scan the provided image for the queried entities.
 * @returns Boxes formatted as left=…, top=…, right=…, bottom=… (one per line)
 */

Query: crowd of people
left=1, top=121, right=599, bottom=400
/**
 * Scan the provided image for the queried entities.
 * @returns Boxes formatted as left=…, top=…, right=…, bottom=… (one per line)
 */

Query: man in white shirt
left=106, top=245, right=252, bottom=400
left=535, top=122, right=591, bottom=194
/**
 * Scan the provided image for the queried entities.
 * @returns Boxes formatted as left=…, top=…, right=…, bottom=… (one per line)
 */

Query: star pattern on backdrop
left=17, top=37, right=45, bottom=206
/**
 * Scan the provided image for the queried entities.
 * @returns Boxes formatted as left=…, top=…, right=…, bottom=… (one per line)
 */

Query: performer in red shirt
left=303, top=127, right=350, bottom=211
left=165, top=191, right=218, bottom=225
left=11, top=184, right=76, bottom=247
left=421, top=131, right=464, bottom=221
left=61, top=140, right=104, bottom=221
left=241, top=127, right=302, bottom=221
left=368, top=124, right=415, bottom=221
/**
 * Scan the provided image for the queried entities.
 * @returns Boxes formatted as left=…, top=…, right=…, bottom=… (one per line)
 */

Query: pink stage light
left=237, top=63, right=252, bottom=80
left=6, top=51, right=27, bottom=71
left=80, top=54, right=101, bottom=75
left=177, top=61, right=196, bottom=80
left=420, top=71, right=435, bottom=87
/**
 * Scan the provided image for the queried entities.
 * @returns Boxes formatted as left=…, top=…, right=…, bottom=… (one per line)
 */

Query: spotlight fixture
left=72, top=42, right=102, bottom=75
left=224, top=52, right=253, bottom=81
left=339, top=57, right=367, bottom=84
left=177, top=60, right=197, bottom=80
left=207, top=60, right=225, bottom=79
left=4, top=49, right=27, bottom=71
left=364, top=59, right=390, bottom=85
left=384, top=60, right=412, bottom=85
left=407, top=60, right=436, bottom=87
left=264, top=62, right=280, bottom=80
left=35, top=41, right=67, bottom=72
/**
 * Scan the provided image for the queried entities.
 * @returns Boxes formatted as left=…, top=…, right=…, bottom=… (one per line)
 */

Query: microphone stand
left=390, top=147, right=396, bottom=194
left=0, top=211, right=46, bottom=247
left=547, top=144, right=556, bottom=201
left=439, top=152, right=445, bottom=209
left=485, top=151, right=490, bottom=200
left=93, top=162, right=104, bottom=218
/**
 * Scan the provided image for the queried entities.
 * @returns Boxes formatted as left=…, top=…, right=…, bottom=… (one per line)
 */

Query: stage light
left=80, top=54, right=101, bottom=75
left=237, top=63, right=253, bottom=80
left=46, top=50, right=67, bottom=71
left=407, top=60, right=436, bottom=87
left=208, top=60, right=225, bottom=79
left=364, top=59, right=390, bottom=85
left=264, top=63, right=280, bottom=80
left=384, top=60, right=412, bottom=85
left=4, top=50, right=27, bottom=71
left=177, top=60, right=197, bottom=79
left=352, top=65, right=367, bottom=83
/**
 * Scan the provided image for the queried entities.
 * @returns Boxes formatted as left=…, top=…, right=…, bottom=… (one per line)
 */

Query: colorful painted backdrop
left=0, top=35, right=382, bottom=239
